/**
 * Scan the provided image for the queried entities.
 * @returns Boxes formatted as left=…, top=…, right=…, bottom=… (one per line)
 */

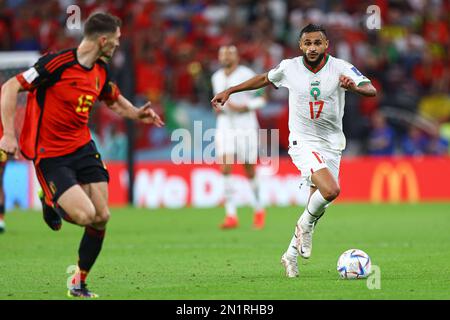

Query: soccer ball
left=337, top=249, right=371, bottom=279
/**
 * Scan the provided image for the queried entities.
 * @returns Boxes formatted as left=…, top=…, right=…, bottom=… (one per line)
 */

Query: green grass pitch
left=0, top=203, right=449, bottom=300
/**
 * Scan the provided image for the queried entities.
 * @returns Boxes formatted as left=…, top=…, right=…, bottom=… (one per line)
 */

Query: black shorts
left=35, top=140, right=109, bottom=203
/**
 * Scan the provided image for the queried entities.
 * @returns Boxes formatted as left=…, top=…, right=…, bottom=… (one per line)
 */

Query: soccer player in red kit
left=0, top=13, right=164, bottom=298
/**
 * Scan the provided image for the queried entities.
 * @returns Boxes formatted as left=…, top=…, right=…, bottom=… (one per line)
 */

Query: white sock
left=286, top=191, right=331, bottom=258
left=298, top=190, right=330, bottom=228
left=286, top=233, right=298, bottom=258
left=250, top=177, right=263, bottom=212
left=224, top=175, right=236, bottom=217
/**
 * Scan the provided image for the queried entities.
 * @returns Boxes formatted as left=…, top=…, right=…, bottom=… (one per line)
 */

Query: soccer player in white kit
left=211, top=46, right=267, bottom=229
left=211, top=25, right=376, bottom=276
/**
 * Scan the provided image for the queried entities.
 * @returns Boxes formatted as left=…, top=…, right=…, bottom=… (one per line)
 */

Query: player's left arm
left=98, top=70, right=164, bottom=126
left=340, top=75, right=377, bottom=97
left=339, top=62, right=377, bottom=97
left=106, top=95, right=164, bottom=127
left=98, top=62, right=164, bottom=126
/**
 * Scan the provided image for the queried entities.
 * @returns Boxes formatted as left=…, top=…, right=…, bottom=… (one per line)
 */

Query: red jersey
left=16, top=48, right=120, bottom=161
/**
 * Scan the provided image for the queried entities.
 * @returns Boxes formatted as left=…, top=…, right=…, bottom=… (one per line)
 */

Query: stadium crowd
left=0, top=0, right=449, bottom=157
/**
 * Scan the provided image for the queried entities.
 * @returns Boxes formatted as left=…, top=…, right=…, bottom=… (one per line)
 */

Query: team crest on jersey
left=310, top=80, right=321, bottom=100
left=310, top=87, right=321, bottom=100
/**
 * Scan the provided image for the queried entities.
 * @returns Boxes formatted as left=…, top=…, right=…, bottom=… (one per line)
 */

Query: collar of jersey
left=302, top=54, right=329, bottom=74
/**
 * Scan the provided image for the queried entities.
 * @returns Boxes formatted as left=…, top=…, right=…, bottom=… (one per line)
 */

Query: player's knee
left=73, top=215, right=92, bottom=226
left=72, top=204, right=96, bottom=226
left=97, top=209, right=111, bottom=224
left=322, top=186, right=340, bottom=202
left=78, top=214, right=96, bottom=226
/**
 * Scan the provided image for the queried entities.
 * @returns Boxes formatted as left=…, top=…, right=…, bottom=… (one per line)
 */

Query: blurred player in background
left=211, top=24, right=376, bottom=277
left=211, top=45, right=267, bottom=230
left=0, top=13, right=163, bottom=297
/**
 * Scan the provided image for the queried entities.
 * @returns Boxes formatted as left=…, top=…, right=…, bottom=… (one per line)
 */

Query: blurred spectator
left=401, top=126, right=428, bottom=156
left=418, top=92, right=450, bottom=123
left=413, top=50, right=447, bottom=93
left=134, top=45, right=166, bottom=102
left=422, top=6, right=449, bottom=46
left=425, top=126, right=449, bottom=156
left=0, top=0, right=13, bottom=50
left=13, top=24, right=40, bottom=51
left=36, top=2, right=60, bottom=51
left=359, top=78, right=382, bottom=117
left=367, top=112, right=395, bottom=156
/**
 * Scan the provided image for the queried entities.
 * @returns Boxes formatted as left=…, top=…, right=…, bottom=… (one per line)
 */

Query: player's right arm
left=211, top=73, right=270, bottom=110
left=211, top=59, right=290, bottom=110
left=0, top=52, right=61, bottom=158
left=0, top=76, right=24, bottom=158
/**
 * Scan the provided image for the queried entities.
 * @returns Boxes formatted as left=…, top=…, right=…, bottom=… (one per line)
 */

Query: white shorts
left=215, top=114, right=259, bottom=164
left=288, top=141, right=342, bottom=187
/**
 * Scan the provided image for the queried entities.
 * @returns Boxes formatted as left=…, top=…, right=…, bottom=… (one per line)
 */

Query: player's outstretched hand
left=211, top=90, right=230, bottom=111
left=339, top=75, right=356, bottom=91
left=0, top=135, right=19, bottom=160
left=137, top=102, right=165, bottom=127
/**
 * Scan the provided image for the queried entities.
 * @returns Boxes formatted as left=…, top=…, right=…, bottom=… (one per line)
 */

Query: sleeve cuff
left=16, top=74, right=33, bottom=91
left=357, top=80, right=371, bottom=87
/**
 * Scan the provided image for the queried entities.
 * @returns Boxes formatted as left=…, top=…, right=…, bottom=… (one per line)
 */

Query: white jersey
left=212, top=65, right=262, bottom=162
left=211, top=65, right=260, bottom=129
left=268, top=55, right=370, bottom=151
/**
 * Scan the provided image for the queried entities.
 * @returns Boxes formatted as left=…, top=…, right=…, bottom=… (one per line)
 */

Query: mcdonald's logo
left=370, top=162, right=420, bottom=203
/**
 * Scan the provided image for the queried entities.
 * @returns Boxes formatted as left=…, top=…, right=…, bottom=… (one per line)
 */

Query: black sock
left=78, top=226, right=106, bottom=276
